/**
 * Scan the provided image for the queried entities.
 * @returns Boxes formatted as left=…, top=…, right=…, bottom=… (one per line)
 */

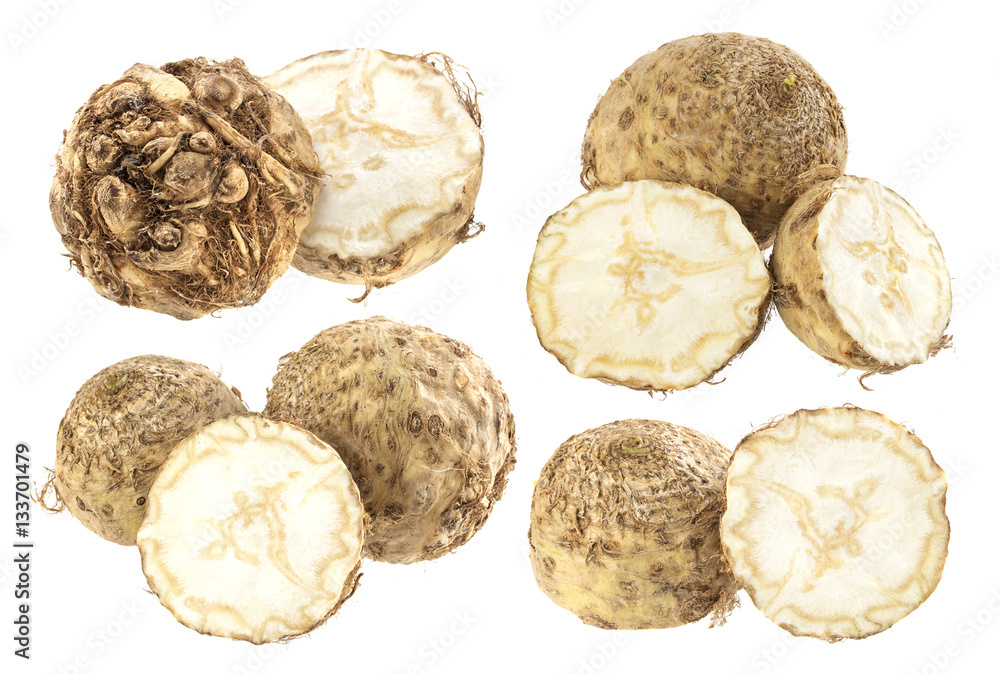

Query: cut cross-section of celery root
left=264, top=49, right=483, bottom=298
left=772, top=175, right=951, bottom=379
left=527, top=180, right=771, bottom=392
left=721, top=406, right=949, bottom=640
left=136, top=415, right=365, bottom=644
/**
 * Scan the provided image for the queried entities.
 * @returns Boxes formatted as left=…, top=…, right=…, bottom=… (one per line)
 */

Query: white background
left=2, top=0, right=998, bottom=672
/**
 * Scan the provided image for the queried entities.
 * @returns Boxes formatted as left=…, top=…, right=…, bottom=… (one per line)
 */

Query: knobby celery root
left=529, top=419, right=738, bottom=629
left=582, top=33, right=848, bottom=247
left=41, top=355, right=246, bottom=545
left=50, top=58, right=323, bottom=319
left=264, top=316, right=515, bottom=563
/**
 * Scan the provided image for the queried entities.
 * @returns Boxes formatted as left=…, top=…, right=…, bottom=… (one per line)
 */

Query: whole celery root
left=49, top=58, right=322, bottom=319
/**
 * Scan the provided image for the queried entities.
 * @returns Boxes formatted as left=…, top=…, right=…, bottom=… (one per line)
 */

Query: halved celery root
left=136, top=415, right=365, bottom=644
left=527, top=180, right=771, bottom=392
left=772, top=175, right=951, bottom=379
left=263, top=49, right=483, bottom=298
left=721, top=406, right=949, bottom=640
left=529, top=419, right=738, bottom=629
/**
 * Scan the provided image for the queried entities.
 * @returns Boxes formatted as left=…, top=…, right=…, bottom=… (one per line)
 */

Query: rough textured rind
left=771, top=175, right=952, bottom=379
left=263, top=49, right=484, bottom=299
left=50, top=58, right=322, bottom=319
left=771, top=178, right=856, bottom=364
left=264, top=316, right=516, bottom=563
left=721, top=407, right=949, bottom=640
left=582, top=33, right=847, bottom=247
left=43, top=355, right=246, bottom=545
left=528, top=419, right=738, bottom=629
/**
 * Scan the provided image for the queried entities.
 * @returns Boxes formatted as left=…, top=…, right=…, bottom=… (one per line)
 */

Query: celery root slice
left=136, top=415, right=365, bottom=644
left=263, top=49, right=483, bottom=293
left=721, top=406, right=949, bottom=640
left=527, top=180, right=771, bottom=391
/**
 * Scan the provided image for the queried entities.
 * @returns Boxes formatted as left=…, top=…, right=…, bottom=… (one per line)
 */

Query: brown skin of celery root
left=43, top=355, right=246, bottom=545
left=582, top=33, right=847, bottom=247
left=529, top=419, right=738, bottom=629
left=264, top=316, right=516, bottom=564
left=49, top=58, right=322, bottom=319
